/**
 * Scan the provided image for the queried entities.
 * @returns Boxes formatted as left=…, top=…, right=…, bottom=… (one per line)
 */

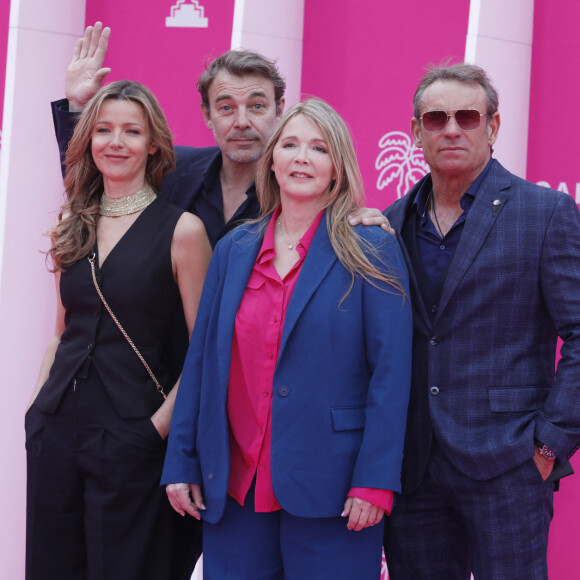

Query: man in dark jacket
left=383, top=62, right=580, bottom=580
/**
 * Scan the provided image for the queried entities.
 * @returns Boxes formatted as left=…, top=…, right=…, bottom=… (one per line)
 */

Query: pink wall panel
left=0, top=0, right=9, bottom=148
left=18, top=3, right=573, bottom=578
left=527, top=0, right=580, bottom=205
left=528, top=3, right=580, bottom=567
left=85, top=0, right=235, bottom=147
left=527, top=1, right=580, bottom=565
left=301, top=0, right=470, bottom=211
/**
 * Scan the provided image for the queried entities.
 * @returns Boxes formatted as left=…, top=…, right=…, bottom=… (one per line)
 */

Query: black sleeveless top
left=35, top=198, right=188, bottom=419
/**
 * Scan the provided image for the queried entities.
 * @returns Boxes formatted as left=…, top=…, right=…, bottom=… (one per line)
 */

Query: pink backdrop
left=85, top=0, right=235, bottom=148
left=0, top=0, right=9, bottom=152
left=527, top=1, right=580, bottom=575
left=35, top=0, right=580, bottom=576
left=302, top=0, right=470, bottom=210
left=527, top=0, right=580, bottom=203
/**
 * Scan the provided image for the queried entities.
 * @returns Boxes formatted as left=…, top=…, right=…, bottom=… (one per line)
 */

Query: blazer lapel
left=399, top=214, right=432, bottom=332
left=216, top=225, right=263, bottom=385
left=278, top=219, right=337, bottom=361
left=435, top=161, right=511, bottom=321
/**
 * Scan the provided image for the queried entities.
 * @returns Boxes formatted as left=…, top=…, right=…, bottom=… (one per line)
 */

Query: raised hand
left=65, top=22, right=111, bottom=112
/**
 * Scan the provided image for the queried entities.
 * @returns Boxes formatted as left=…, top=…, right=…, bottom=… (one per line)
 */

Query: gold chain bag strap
left=88, top=252, right=167, bottom=399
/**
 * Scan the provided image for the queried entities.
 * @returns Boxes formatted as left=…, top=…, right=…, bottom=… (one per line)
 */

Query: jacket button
left=430, top=386, right=440, bottom=396
left=278, top=386, right=289, bottom=397
left=429, top=337, right=440, bottom=346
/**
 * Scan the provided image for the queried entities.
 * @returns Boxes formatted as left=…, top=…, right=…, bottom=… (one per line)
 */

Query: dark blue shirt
left=408, top=158, right=494, bottom=318
left=189, top=150, right=259, bottom=248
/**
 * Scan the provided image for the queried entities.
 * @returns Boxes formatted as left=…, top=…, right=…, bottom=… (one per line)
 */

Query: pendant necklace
left=276, top=217, right=301, bottom=251
left=428, top=189, right=462, bottom=239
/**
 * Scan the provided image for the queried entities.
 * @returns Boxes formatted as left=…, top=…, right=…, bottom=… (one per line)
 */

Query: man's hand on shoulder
left=66, top=22, right=111, bottom=112
left=348, top=207, right=395, bottom=235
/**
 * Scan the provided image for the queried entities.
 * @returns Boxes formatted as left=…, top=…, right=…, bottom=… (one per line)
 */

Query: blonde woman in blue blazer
left=162, top=98, right=412, bottom=579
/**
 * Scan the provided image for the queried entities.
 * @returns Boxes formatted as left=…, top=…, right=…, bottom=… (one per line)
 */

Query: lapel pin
left=492, top=199, right=502, bottom=215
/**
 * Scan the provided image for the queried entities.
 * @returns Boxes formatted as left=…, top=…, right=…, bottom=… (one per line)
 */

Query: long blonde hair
left=256, top=97, right=405, bottom=297
left=48, top=80, right=175, bottom=271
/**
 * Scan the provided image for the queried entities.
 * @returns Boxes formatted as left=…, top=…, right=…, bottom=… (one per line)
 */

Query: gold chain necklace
left=99, top=184, right=157, bottom=217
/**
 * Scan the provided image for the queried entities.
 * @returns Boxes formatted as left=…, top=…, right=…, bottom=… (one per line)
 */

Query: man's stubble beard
left=223, top=147, right=265, bottom=164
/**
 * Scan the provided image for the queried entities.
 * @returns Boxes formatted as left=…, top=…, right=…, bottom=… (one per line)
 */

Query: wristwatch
left=535, top=439, right=557, bottom=461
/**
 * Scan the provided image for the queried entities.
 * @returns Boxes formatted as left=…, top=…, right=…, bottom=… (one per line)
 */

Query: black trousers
left=25, top=365, right=201, bottom=580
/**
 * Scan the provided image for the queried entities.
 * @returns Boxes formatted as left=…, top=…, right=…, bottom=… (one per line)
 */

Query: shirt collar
left=414, top=174, right=434, bottom=219
left=201, top=150, right=223, bottom=191
left=202, top=151, right=258, bottom=200
left=466, top=156, right=494, bottom=196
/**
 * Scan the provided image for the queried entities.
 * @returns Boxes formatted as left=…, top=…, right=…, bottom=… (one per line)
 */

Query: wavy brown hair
left=48, top=80, right=176, bottom=271
left=256, top=97, right=405, bottom=298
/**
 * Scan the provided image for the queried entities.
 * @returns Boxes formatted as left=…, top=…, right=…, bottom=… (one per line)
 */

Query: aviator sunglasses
left=420, top=109, right=487, bottom=132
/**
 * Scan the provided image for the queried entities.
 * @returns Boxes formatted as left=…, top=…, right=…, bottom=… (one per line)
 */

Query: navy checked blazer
left=384, top=159, right=580, bottom=494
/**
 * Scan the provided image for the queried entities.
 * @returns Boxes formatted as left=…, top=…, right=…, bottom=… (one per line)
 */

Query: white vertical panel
left=231, top=0, right=305, bottom=109
left=465, top=0, right=534, bottom=178
left=0, top=1, right=85, bottom=577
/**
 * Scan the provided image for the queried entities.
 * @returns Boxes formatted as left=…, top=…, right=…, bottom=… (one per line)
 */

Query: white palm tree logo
left=375, top=131, right=429, bottom=198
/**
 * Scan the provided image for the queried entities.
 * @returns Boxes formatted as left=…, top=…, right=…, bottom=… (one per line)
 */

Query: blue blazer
left=162, top=217, right=413, bottom=523
left=385, top=159, right=580, bottom=493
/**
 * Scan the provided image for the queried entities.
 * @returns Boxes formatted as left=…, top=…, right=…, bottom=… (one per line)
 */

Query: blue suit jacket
left=385, top=159, right=580, bottom=493
left=162, top=217, right=413, bottom=523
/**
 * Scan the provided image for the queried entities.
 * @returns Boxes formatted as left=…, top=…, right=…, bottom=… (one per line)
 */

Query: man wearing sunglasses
left=383, top=63, right=580, bottom=580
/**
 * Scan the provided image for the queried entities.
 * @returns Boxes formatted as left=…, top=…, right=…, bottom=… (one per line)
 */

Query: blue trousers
left=384, top=439, right=554, bottom=580
left=203, top=484, right=384, bottom=579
